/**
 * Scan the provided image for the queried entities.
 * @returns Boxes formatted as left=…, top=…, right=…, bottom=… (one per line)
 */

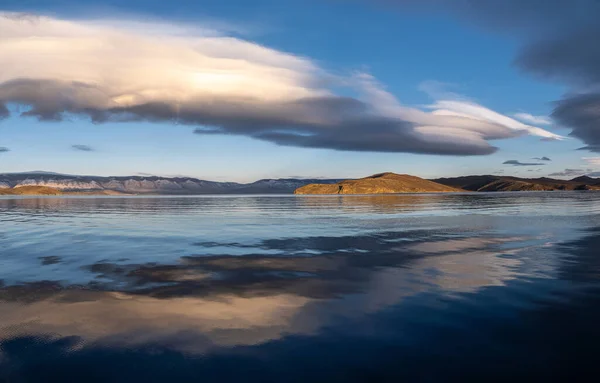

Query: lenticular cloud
left=0, top=13, right=563, bottom=155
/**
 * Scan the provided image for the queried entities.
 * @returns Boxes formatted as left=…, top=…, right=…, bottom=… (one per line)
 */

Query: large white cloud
left=0, top=12, right=563, bottom=155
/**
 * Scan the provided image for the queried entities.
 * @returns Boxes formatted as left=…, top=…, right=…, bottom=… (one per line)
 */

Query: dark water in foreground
left=1, top=193, right=600, bottom=382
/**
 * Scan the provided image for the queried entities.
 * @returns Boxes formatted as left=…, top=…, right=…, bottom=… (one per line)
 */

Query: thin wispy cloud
left=133, top=172, right=191, bottom=178
left=426, top=99, right=563, bottom=141
left=513, top=113, right=552, bottom=126
left=417, top=80, right=464, bottom=101
left=503, top=160, right=546, bottom=167
left=0, top=13, right=562, bottom=156
left=0, top=147, right=9, bottom=153
left=72, top=144, right=94, bottom=152
left=532, top=157, right=551, bottom=161
left=583, top=157, right=600, bottom=166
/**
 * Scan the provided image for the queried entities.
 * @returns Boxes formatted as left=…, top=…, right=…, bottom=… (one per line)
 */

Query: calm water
left=1, top=193, right=600, bottom=382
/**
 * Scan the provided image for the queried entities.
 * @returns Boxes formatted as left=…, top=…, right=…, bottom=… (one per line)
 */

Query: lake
left=1, top=193, right=600, bottom=382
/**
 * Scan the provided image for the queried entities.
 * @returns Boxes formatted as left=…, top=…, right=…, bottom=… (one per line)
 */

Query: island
left=294, top=172, right=462, bottom=194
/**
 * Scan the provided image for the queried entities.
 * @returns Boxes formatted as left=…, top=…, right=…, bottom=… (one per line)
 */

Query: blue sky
left=0, top=0, right=597, bottom=182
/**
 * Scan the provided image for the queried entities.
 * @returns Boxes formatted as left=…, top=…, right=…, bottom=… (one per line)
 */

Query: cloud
left=0, top=103, right=8, bottom=119
left=0, top=146, right=9, bottom=153
left=513, top=113, right=552, bottom=126
left=0, top=13, right=563, bottom=156
left=377, top=1, right=596, bottom=37
left=417, top=80, right=464, bottom=100
left=516, top=24, right=600, bottom=86
left=549, top=168, right=587, bottom=177
left=424, top=99, right=563, bottom=141
left=503, top=160, right=546, bottom=167
left=72, top=144, right=94, bottom=152
left=583, top=157, right=600, bottom=166
left=490, top=4, right=600, bottom=153
left=553, top=93, right=600, bottom=152
left=375, top=0, right=600, bottom=152
left=532, top=156, right=551, bottom=161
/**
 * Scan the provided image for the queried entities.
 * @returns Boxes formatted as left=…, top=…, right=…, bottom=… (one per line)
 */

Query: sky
left=0, top=0, right=599, bottom=182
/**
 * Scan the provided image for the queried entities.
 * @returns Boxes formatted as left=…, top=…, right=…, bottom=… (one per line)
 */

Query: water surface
left=1, top=193, right=600, bottom=381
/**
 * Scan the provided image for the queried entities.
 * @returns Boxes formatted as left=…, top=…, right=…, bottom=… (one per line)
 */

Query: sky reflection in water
left=1, top=193, right=600, bottom=382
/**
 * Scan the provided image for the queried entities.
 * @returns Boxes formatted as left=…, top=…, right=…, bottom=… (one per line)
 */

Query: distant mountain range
left=2, top=172, right=600, bottom=195
left=0, top=172, right=343, bottom=194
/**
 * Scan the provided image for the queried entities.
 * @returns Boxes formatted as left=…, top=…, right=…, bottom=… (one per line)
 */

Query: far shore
left=0, top=186, right=131, bottom=196
left=2, top=171, right=600, bottom=196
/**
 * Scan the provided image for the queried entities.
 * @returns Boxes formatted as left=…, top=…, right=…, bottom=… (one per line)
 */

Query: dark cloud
left=162, top=98, right=496, bottom=155
left=549, top=169, right=587, bottom=177
left=379, top=1, right=598, bottom=34
left=378, top=0, right=600, bottom=152
left=503, top=160, right=545, bottom=167
left=516, top=24, right=600, bottom=86
left=0, top=79, right=104, bottom=122
left=229, top=118, right=495, bottom=155
left=71, top=144, right=94, bottom=152
left=552, top=93, right=600, bottom=152
left=533, top=157, right=551, bottom=161
left=510, top=7, right=600, bottom=153
left=0, top=147, right=9, bottom=153
left=518, top=19, right=600, bottom=153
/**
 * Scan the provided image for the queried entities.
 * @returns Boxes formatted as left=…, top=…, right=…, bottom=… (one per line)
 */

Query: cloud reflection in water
left=1, top=194, right=599, bottom=381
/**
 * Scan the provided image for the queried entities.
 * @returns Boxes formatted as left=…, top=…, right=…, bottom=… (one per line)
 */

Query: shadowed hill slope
left=433, top=175, right=600, bottom=192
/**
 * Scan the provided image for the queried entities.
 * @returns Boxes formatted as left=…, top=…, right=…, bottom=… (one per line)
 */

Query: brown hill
left=433, top=175, right=600, bottom=192
left=294, top=173, right=463, bottom=195
left=0, top=186, right=63, bottom=195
